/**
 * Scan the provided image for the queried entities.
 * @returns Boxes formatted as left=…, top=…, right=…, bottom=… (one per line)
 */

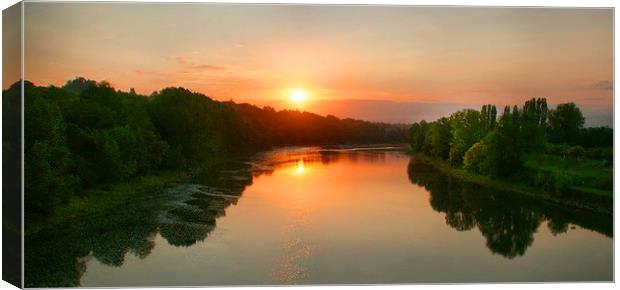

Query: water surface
left=25, top=147, right=612, bottom=286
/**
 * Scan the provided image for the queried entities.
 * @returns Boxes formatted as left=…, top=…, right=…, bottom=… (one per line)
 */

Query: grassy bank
left=524, top=154, right=612, bottom=198
left=26, top=170, right=189, bottom=235
left=411, top=153, right=612, bottom=215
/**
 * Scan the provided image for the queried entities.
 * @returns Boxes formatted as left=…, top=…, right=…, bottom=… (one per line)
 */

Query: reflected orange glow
left=248, top=150, right=416, bottom=211
left=293, top=159, right=306, bottom=175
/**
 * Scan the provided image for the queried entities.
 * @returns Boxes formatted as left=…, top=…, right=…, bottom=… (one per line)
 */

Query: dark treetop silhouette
left=5, top=78, right=408, bottom=226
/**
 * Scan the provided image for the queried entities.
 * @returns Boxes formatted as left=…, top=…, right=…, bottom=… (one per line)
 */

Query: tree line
left=3, top=78, right=408, bottom=221
left=408, top=98, right=612, bottom=179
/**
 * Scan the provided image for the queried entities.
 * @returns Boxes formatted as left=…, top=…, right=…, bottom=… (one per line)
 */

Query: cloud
left=592, top=80, right=613, bottom=90
left=174, top=56, right=226, bottom=71
left=190, top=64, right=227, bottom=71
left=134, top=69, right=167, bottom=77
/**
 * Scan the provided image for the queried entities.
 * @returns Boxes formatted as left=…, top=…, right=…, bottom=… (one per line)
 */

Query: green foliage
left=233, top=103, right=406, bottom=147
left=425, top=117, right=452, bottom=159
left=463, top=142, right=485, bottom=172
left=584, top=147, right=613, bottom=165
left=578, top=126, right=612, bottom=148
left=481, top=104, right=497, bottom=130
left=448, top=109, right=489, bottom=165
left=23, top=82, right=78, bottom=217
left=521, top=98, right=548, bottom=152
left=545, top=143, right=571, bottom=157
left=545, top=143, right=610, bottom=164
left=525, top=154, right=612, bottom=197
left=548, top=102, right=584, bottom=144
left=148, top=88, right=250, bottom=168
left=163, top=145, right=187, bottom=169
left=409, top=120, right=430, bottom=152
left=409, top=98, right=609, bottom=186
left=481, top=106, right=526, bottom=177
left=566, top=145, right=585, bottom=159
left=62, top=77, right=98, bottom=94
left=532, top=171, right=571, bottom=195
left=18, top=77, right=408, bottom=223
left=3, top=81, right=23, bottom=235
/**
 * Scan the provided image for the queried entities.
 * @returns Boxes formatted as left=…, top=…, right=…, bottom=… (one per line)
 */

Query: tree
left=424, top=117, right=452, bottom=160
left=409, top=120, right=430, bottom=152
left=24, top=83, right=78, bottom=217
left=548, top=102, right=584, bottom=144
left=481, top=104, right=497, bottom=131
left=521, top=98, right=548, bottom=152
left=578, top=126, right=612, bottom=148
left=479, top=106, right=525, bottom=177
left=16, top=77, right=414, bottom=222
left=62, top=77, right=98, bottom=94
left=463, top=142, right=485, bottom=172
left=449, top=109, right=487, bottom=165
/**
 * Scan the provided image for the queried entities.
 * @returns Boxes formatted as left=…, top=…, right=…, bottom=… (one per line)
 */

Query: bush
left=164, top=145, right=187, bottom=169
left=529, top=170, right=574, bottom=196
left=584, top=147, right=613, bottom=165
left=552, top=173, right=573, bottom=195
left=463, top=142, right=485, bottom=173
left=545, top=143, right=589, bottom=160
left=566, top=145, right=585, bottom=159
left=545, top=143, right=570, bottom=157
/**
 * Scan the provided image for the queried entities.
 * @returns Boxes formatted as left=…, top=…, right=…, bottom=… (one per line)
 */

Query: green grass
left=571, top=186, right=612, bottom=197
left=27, top=171, right=188, bottom=235
left=525, top=154, right=613, bottom=197
left=411, top=153, right=612, bottom=215
left=412, top=153, right=551, bottom=198
left=525, top=154, right=611, bottom=178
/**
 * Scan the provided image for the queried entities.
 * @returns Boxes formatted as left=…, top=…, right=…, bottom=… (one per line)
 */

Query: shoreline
left=27, top=147, right=612, bottom=236
left=26, top=170, right=189, bottom=236
left=409, top=153, right=612, bottom=216
left=25, top=144, right=404, bottom=236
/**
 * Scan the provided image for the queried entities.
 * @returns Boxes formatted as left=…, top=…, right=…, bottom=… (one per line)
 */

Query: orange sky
left=14, top=3, right=614, bottom=125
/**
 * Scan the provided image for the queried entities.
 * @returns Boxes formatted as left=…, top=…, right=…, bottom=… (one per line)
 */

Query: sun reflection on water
left=293, top=159, right=306, bottom=175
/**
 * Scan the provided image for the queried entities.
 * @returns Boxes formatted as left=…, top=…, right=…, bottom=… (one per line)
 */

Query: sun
left=290, top=89, right=308, bottom=104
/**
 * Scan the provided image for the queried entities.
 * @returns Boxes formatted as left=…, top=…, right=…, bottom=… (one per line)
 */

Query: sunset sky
left=18, top=3, right=614, bottom=126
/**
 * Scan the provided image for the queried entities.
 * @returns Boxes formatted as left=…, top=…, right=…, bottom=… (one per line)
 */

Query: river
left=25, top=147, right=612, bottom=286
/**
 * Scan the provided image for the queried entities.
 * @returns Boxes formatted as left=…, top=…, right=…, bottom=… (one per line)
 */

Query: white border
left=0, top=1, right=617, bottom=290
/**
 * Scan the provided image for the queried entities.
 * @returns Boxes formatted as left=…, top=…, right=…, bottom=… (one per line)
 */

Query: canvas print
left=2, top=1, right=614, bottom=287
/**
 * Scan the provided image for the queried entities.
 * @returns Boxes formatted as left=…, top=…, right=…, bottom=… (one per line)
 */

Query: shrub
left=463, top=142, right=485, bottom=173
left=545, top=143, right=570, bottom=157
left=566, top=145, right=585, bottom=159
left=584, top=147, right=613, bottom=165
left=552, top=173, right=573, bottom=195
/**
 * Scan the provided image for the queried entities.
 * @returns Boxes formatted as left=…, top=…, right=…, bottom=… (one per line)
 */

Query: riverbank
left=410, top=153, right=612, bottom=215
left=26, top=144, right=405, bottom=235
left=26, top=171, right=189, bottom=235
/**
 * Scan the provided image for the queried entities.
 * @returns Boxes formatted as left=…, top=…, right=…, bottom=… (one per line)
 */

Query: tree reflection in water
left=25, top=160, right=256, bottom=287
left=25, top=150, right=611, bottom=287
left=25, top=148, right=375, bottom=287
left=407, top=156, right=611, bottom=259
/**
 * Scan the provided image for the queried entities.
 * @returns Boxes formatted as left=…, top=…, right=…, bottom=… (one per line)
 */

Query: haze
left=18, top=3, right=613, bottom=126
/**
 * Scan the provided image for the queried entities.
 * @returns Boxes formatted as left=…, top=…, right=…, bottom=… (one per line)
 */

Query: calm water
left=25, top=147, right=613, bottom=287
